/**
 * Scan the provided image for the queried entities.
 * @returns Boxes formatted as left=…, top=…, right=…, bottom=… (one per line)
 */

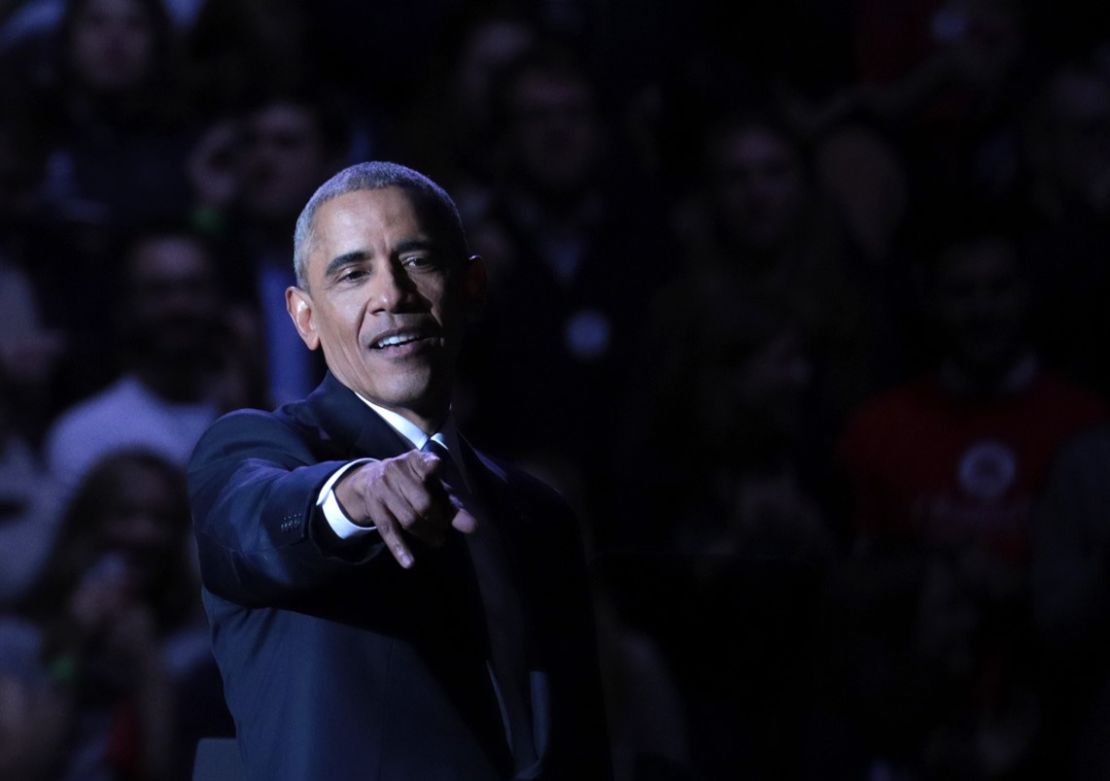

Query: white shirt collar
left=352, top=393, right=467, bottom=484
left=354, top=394, right=437, bottom=448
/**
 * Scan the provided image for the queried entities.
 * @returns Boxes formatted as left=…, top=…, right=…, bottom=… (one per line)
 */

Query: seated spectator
left=834, top=221, right=1105, bottom=778
left=8, top=0, right=197, bottom=402
left=1, top=450, right=230, bottom=781
left=183, top=0, right=312, bottom=114
left=638, top=109, right=882, bottom=520
left=32, top=0, right=192, bottom=230
left=203, top=90, right=353, bottom=407
left=624, top=113, right=863, bottom=771
left=45, top=224, right=257, bottom=495
left=461, top=41, right=672, bottom=531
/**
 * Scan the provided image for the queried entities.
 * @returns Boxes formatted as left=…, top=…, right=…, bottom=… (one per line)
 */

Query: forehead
left=307, top=188, right=428, bottom=261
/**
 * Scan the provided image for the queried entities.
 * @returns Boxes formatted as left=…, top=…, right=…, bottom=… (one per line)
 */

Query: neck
left=396, top=407, right=446, bottom=438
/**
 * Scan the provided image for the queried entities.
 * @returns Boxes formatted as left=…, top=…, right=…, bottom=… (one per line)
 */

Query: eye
left=338, top=267, right=368, bottom=283
left=401, top=253, right=439, bottom=271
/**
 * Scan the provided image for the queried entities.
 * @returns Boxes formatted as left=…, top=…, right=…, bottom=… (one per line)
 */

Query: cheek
left=415, top=278, right=454, bottom=312
left=319, top=297, right=364, bottom=336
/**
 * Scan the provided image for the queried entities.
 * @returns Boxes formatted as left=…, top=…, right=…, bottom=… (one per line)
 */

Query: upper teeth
left=377, top=333, right=418, bottom=348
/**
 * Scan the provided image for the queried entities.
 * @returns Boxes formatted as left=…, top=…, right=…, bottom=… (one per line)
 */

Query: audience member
left=835, top=222, right=1105, bottom=778
left=461, top=42, right=672, bottom=535
left=213, top=92, right=353, bottom=406
left=1, top=450, right=228, bottom=781
left=32, top=0, right=192, bottom=229
left=45, top=224, right=254, bottom=495
left=183, top=0, right=312, bottom=114
left=649, top=110, right=881, bottom=493
left=10, top=0, right=198, bottom=402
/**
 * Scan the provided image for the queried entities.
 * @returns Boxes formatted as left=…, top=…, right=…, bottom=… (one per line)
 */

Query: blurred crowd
left=1, top=0, right=1109, bottom=779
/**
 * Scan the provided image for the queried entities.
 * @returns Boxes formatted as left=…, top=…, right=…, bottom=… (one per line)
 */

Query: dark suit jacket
left=188, top=373, right=611, bottom=781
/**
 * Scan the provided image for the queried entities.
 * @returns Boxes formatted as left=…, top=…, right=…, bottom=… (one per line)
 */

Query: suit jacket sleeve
left=188, top=409, right=389, bottom=606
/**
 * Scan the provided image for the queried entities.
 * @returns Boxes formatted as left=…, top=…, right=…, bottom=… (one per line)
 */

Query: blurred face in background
left=97, top=459, right=182, bottom=590
left=933, top=238, right=1028, bottom=379
left=68, top=0, right=156, bottom=93
left=125, top=235, right=219, bottom=363
left=1041, top=68, right=1110, bottom=211
left=453, top=18, right=535, bottom=135
left=507, top=68, right=601, bottom=199
left=240, top=102, right=337, bottom=226
left=711, top=124, right=807, bottom=255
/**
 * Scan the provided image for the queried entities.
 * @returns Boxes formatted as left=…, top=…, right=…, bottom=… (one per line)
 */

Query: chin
left=373, top=378, right=443, bottom=412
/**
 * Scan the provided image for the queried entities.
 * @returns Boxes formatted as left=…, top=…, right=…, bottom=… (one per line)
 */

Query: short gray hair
left=292, top=161, right=469, bottom=289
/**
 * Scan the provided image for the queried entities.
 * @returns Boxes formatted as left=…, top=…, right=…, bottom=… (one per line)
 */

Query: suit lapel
left=307, top=372, right=414, bottom=460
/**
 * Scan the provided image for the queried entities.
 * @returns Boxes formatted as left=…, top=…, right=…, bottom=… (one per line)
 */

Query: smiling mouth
left=368, top=328, right=440, bottom=353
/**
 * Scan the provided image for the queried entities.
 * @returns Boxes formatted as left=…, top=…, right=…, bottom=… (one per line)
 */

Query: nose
left=369, top=261, right=416, bottom=313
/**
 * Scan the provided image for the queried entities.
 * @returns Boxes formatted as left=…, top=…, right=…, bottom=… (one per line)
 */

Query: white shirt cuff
left=317, top=459, right=376, bottom=540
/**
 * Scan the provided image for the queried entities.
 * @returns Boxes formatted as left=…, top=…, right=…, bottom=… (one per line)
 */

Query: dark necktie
left=423, top=438, right=537, bottom=771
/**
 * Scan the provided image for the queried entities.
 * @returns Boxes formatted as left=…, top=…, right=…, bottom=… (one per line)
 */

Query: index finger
left=404, top=450, right=443, bottom=481
left=404, top=450, right=477, bottom=535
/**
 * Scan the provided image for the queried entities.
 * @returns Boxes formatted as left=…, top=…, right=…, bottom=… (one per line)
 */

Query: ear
left=286, top=286, right=320, bottom=350
left=462, top=254, right=487, bottom=322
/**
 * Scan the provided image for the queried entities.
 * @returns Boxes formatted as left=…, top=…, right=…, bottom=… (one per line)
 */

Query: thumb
left=408, top=449, right=442, bottom=478
left=451, top=506, right=478, bottom=535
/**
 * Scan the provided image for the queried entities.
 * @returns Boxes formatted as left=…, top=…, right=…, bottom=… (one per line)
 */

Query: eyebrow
left=324, top=250, right=371, bottom=280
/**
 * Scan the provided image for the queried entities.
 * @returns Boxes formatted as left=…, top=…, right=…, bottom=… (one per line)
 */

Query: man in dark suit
left=188, top=162, right=611, bottom=780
